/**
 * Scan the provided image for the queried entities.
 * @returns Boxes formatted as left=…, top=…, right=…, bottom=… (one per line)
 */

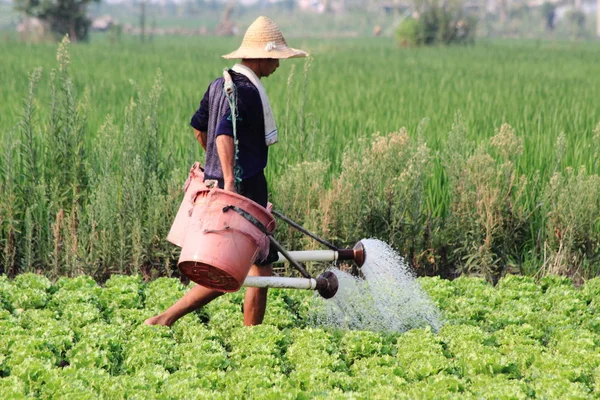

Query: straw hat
left=222, top=16, right=308, bottom=60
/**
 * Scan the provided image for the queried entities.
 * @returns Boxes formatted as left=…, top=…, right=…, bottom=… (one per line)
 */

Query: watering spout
left=315, top=271, right=339, bottom=299
left=336, top=241, right=366, bottom=268
left=241, top=271, right=339, bottom=299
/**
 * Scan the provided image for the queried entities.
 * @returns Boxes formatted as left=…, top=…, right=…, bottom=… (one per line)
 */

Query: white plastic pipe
left=242, top=250, right=343, bottom=290
left=242, top=276, right=318, bottom=290
left=273, top=250, right=338, bottom=264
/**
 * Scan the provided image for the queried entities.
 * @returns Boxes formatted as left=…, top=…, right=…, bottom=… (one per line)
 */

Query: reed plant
left=540, top=164, right=600, bottom=277
left=440, top=118, right=530, bottom=279
left=318, top=127, right=433, bottom=264
left=272, top=114, right=600, bottom=280
left=0, top=37, right=182, bottom=281
left=271, top=160, right=330, bottom=251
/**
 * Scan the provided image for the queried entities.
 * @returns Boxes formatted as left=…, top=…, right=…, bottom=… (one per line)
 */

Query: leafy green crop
left=0, top=273, right=599, bottom=398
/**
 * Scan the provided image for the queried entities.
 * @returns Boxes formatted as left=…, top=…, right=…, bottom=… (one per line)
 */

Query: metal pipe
left=242, top=276, right=317, bottom=290
left=271, top=210, right=338, bottom=251
left=269, top=236, right=312, bottom=279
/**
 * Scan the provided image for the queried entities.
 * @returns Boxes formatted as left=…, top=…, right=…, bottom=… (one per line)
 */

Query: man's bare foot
left=144, top=314, right=171, bottom=326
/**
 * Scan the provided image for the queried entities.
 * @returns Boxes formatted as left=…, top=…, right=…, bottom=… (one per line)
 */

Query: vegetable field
left=1, top=273, right=600, bottom=399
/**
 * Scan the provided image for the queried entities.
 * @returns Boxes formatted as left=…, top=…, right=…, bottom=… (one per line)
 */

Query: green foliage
left=0, top=274, right=600, bottom=397
left=0, top=376, right=27, bottom=399
left=0, top=39, right=181, bottom=280
left=11, top=273, right=52, bottom=309
left=1, top=38, right=600, bottom=280
left=271, top=160, right=330, bottom=252
left=286, top=328, right=346, bottom=372
left=143, top=277, right=186, bottom=313
left=318, top=128, right=434, bottom=266
left=67, top=322, right=125, bottom=374
left=442, top=120, right=530, bottom=278
left=0, top=276, right=14, bottom=311
left=541, top=165, right=600, bottom=276
left=99, top=275, right=144, bottom=316
left=122, top=324, right=179, bottom=373
left=396, top=328, right=451, bottom=380
left=340, top=330, right=385, bottom=361
left=395, top=3, right=477, bottom=47
left=396, top=17, right=421, bottom=47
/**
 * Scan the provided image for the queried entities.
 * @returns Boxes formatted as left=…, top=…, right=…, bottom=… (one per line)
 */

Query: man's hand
left=216, top=135, right=236, bottom=191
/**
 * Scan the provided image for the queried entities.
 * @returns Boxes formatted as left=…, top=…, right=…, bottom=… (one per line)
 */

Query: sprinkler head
left=353, top=241, right=366, bottom=268
left=337, top=240, right=367, bottom=268
left=315, top=271, right=339, bottom=299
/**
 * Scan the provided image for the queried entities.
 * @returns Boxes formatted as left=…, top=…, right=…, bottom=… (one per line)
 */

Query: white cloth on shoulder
left=231, top=63, right=278, bottom=146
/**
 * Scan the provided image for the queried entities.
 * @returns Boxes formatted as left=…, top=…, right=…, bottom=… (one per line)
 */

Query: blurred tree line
left=394, top=0, right=592, bottom=46
left=396, top=0, right=477, bottom=46
left=14, top=0, right=100, bottom=41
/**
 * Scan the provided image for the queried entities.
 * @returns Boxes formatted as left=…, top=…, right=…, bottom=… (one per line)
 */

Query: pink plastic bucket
left=177, top=188, right=276, bottom=292
left=167, top=162, right=206, bottom=247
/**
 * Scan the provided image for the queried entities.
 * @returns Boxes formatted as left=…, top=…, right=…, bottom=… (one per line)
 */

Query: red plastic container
left=177, top=188, right=276, bottom=292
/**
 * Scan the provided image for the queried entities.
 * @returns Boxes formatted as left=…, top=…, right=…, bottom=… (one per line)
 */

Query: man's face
left=260, top=59, right=280, bottom=78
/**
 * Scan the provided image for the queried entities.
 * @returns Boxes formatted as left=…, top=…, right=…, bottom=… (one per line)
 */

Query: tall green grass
left=1, top=36, right=599, bottom=280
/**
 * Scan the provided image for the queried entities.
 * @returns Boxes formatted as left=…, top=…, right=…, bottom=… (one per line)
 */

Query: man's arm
left=193, top=128, right=207, bottom=150
left=216, top=135, right=236, bottom=192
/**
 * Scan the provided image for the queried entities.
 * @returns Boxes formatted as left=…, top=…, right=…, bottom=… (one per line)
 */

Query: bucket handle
left=222, top=205, right=270, bottom=235
left=221, top=204, right=311, bottom=278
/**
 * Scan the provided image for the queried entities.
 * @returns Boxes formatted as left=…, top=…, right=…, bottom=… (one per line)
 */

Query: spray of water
left=312, top=238, right=443, bottom=333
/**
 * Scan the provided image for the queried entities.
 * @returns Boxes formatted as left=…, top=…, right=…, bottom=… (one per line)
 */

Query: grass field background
left=1, top=35, right=599, bottom=278
left=3, top=37, right=599, bottom=175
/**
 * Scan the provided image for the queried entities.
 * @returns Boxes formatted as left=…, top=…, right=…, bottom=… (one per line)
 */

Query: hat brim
left=222, top=46, right=308, bottom=60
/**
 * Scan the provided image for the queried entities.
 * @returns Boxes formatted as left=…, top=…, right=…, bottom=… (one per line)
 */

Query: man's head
left=222, top=16, right=308, bottom=62
left=241, top=58, right=280, bottom=78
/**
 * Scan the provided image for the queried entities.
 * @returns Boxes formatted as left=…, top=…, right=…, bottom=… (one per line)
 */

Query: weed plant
left=1, top=37, right=600, bottom=280
left=1, top=37, right=182, bottom=280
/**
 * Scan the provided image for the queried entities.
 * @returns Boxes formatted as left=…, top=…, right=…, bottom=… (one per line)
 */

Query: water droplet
left=311, top=238, right=442, bottom=333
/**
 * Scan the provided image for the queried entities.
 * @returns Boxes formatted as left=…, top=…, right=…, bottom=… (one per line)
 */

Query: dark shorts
left=205, top=171, right=278, bottom=266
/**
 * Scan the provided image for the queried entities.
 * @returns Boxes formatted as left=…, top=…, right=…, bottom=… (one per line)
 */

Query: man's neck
left=240, top=60, right=263, bottom=79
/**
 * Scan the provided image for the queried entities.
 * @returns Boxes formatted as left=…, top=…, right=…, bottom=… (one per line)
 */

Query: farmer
left=145, top=16, right=308, bottom=327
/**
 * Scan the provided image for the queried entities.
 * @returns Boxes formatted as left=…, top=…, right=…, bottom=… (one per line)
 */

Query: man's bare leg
left=243, top=264, right=272, bottom=326
left=144, top=284, right=224, bottom=327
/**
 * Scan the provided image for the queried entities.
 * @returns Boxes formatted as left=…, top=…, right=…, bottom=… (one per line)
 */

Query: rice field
left=3, top=36, right=599, bottom=177
left=1, top=35, right=599, bottom=278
